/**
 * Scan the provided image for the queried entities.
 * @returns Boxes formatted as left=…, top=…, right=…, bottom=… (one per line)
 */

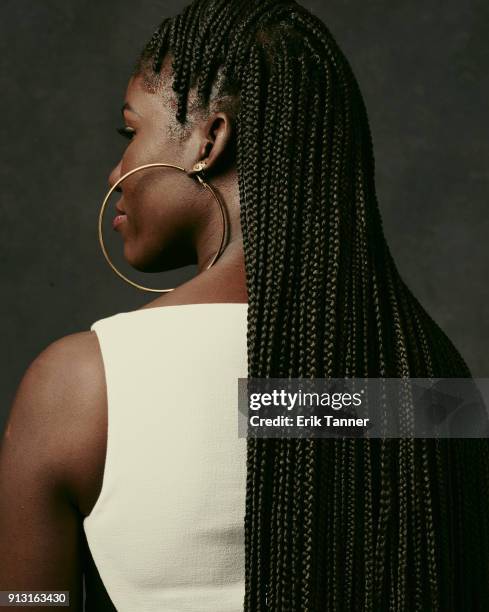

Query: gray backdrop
left=1, top=1, right=488, bottom=426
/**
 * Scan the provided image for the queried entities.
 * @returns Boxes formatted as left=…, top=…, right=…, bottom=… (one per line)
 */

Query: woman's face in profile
left=108, top=69, right=209, bottom=273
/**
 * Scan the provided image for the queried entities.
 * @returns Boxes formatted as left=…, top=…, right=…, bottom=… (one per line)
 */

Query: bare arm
left=0, top=332, right=102, bottom=610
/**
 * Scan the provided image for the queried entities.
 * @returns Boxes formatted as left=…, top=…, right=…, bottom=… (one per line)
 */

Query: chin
left=123, top=242, right=194, bottom=273
left=124, top=250, right=160, bottom=273
left=123, top=242, right=153, bottom=272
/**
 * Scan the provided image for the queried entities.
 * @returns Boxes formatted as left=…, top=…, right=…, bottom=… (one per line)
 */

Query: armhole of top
left=84, top=321, right=111, bottom=521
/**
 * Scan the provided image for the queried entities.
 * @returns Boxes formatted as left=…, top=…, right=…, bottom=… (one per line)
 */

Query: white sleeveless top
left=83, top=303, right=249, bottom=612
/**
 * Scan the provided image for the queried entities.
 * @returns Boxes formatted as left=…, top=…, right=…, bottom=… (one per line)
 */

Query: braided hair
left=133, top=1, right=489, bottom=609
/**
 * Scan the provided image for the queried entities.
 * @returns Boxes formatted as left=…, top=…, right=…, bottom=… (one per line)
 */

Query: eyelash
left=117, top=126, right=136, bottom=141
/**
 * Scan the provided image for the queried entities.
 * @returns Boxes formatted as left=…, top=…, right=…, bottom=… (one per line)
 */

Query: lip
left=112, top=214, right=127, bottom=230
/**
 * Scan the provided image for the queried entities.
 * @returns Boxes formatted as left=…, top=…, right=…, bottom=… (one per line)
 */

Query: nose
left=108, top=161, right=123, bottom=192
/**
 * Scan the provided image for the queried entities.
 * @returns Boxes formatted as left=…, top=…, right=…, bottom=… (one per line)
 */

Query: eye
left=116, top=126, right=136, bottom=141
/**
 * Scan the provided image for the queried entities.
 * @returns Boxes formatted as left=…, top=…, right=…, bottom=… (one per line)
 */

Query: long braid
left=134, top=1, right=489, bottom=609
left=264, top=51, right=284, bottom=608
left=239, top=42, right=271, bottom=609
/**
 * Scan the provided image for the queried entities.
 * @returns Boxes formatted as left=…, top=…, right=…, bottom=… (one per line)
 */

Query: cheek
left=120, top=128, right=170, bottom=173
left=125, top=170, right=196, bottom=239
left=122, top=180, right=200, bottom=271
left=119, top=143, right=148, bottom=177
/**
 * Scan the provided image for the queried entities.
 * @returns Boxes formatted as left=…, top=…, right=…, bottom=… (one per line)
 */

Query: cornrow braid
left=134, top=1, right=489, bottom=609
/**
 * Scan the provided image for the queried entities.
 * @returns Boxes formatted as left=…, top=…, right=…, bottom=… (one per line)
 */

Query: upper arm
left=0, top=331, right=104, bottom=610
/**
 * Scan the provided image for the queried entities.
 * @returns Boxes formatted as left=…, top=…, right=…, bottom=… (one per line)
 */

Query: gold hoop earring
left=98, top=162, right=228, bottom=293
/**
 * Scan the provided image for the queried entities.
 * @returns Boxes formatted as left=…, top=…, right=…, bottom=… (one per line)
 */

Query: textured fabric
left=83, top=303, right=248, bottom=612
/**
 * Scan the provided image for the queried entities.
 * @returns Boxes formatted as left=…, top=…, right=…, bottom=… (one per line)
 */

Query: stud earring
left=187, top=161, right=208, bottom=185
left=192, top=161, right=207, bottom=172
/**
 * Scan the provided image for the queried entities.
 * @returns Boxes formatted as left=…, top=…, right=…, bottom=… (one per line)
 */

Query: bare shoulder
left=0, top=331, right=108, bottom=601
left=2, top=330, right=107, bottom=516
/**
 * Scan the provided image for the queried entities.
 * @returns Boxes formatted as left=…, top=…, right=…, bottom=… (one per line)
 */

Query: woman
left=1, top=0, right=488, bottom=610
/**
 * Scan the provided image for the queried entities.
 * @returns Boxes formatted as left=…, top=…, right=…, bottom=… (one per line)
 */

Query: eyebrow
left=121, top=102, right=141, bottom=117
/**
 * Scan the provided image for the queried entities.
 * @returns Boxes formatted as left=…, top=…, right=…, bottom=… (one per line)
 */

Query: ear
left=192, top=111, right=236, bottom=176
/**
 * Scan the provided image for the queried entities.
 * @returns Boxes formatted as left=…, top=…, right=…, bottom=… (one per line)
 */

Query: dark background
left=1, top=0, right=488, bottom=425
